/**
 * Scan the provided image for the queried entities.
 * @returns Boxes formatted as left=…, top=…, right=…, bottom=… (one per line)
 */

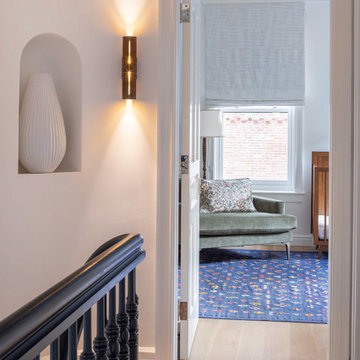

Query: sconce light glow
left=113, top=0, right=146, bottom=34
left=122, top=36, right=137, bottom=100
left=126, top=99, right=133, bottom=111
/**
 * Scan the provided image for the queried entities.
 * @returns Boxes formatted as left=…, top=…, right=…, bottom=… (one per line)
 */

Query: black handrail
left=0, top=233, right=145, bottom=360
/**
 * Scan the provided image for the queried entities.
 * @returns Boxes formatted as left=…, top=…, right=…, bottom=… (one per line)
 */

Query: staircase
left=0, top=233, right=146, bottom=360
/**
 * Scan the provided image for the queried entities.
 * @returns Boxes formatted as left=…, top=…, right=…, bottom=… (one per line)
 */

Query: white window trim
left=214, top=106, right=303, bottom=193
left=213, top=137, right=223, bottom=179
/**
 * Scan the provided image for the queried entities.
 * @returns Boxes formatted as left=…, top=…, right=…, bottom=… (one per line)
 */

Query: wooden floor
left=187, top=245, right=328, bottom=360
left=188, top=319, right=328, bottom=360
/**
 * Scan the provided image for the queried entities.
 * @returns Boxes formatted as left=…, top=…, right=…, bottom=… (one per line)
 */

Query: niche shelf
left=19, top=33, right=82, bottom=174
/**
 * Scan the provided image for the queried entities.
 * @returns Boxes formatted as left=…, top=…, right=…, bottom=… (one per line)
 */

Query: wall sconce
left=122, top=36, right=137, bottom=100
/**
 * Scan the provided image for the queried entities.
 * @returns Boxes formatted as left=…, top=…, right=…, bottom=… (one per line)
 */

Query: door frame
left=156, top=0, right=356, bottom=359
left=352, top=0, right=360, bottom=358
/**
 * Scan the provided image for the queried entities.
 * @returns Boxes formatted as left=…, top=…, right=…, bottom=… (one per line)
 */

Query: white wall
left=257, top=0, right=330, bottom=246
left=0, top=0, right=157, bottom=351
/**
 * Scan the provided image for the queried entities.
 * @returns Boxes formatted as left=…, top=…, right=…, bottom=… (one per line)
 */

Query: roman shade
left=203, top=2, right=305, bottom=107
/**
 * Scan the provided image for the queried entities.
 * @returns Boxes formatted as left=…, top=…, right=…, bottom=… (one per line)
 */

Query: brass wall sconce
left=122, top=36, right=137, bottom=100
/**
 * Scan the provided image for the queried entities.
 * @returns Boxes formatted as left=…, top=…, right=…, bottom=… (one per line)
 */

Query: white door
left=180, top=0, right=201, bottom=359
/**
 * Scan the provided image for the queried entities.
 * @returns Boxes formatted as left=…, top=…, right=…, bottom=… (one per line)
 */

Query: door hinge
left=180, top=3, right=190, bottom=23
left=180, top=155, right=189, bottom=174
left=179, top=301, right=188, bottom=320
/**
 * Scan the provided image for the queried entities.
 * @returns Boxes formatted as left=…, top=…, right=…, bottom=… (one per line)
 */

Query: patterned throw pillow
left=200, top=178, right=256, bottom=214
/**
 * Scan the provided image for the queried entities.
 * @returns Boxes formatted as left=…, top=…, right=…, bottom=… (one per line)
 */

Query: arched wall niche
left=19, top=33, right=82, bottom=173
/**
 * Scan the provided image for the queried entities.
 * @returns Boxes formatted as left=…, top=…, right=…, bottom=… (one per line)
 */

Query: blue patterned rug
left=197, top=249, right=328, bottom=323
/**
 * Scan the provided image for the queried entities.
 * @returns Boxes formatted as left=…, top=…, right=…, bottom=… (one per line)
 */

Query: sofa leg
left=285, top=242, right=291, bottom=260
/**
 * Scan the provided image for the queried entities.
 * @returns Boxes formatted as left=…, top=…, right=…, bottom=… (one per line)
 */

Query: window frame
left=216, top=106, right=303, bottom=193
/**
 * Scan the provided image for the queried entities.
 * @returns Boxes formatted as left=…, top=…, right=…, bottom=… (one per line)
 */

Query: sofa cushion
left=200, top=212, right=297, bottom=236
left=200, top=178, right=256, bottom=214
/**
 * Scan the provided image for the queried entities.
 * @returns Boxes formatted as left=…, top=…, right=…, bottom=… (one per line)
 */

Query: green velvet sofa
left=200, top=196, right=297, bottom=260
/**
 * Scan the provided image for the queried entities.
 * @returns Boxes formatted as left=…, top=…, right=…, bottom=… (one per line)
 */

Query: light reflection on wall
left=123, top=99, right=136, bottom=126
left=108, top=0, right=147, bottom=35
left=126, top=99, right=133, bottom=112
left=104, top=100, right=156, bottom=166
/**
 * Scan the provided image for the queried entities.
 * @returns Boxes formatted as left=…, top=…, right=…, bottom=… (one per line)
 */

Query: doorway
left=178, top=1, right=330, bottom=359
left=155, top=0, right=357, bottom=359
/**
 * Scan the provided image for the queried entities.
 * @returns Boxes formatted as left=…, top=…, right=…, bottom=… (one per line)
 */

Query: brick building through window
left=222, top=111, right=289, bottom=181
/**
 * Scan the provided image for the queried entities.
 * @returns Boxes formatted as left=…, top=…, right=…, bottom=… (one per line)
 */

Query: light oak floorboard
left=188, top=319, right=328, bottom=360
left=188, top=245, right=327, bottom=359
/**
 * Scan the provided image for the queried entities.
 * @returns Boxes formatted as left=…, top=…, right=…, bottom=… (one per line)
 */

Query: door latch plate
left=180, top=3, right=190, bottom=23
left=181, top=155, right=189, bottom=174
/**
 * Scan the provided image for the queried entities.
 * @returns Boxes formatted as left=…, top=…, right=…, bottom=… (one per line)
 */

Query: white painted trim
left=329, top=0, right=353, bottom=358
left=352, top=0, right=360, bottom=358
left=157, top=0, right=355, bottom=359
left=253, top=191, right=306, bottom=195
left=40, top=347, right=155, bottom=360
left=253, top=191, right=306, bottom=204
left=214, top=106, right=303, bottom=192
left=255, top=235, right=313, bottom=247
left=41, top=350, right=83, bottom=359
left=201, top=0, right=329, bottom=3
left=40, top=346, right=155, bottom=359
left=156, top=0, right=180, bottom=360
left=292, top=235, right=314, bottom=247
left=140, top=346, right=156, bottom=360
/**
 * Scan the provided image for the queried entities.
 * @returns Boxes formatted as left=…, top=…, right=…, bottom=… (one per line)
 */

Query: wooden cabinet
left=311, top=152, right=329, bottom=259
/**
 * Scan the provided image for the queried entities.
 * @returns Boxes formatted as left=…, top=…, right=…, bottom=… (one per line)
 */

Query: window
left=218, top=107, right=301, bottom=192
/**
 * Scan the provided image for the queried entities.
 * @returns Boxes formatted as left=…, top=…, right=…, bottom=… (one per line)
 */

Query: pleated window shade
left=203, top=2, right=305, bottom=107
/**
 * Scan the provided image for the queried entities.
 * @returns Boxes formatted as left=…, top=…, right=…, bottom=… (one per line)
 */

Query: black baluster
left=127, top=270, right=139, bottom=360
left=94, top=297, right=108, bottom=360
left=80, top=310, right=95, bottom=360
left=33, top=356, right=40, bottom=360
left=50, top=338, right=59, bottom=360
left=117, top=279, right=129, bottom=360
left=106, top=287, right=120, bottom=359
left=68, top=322, right=77, bottom=360
left=59, top=330, right=69, bottom=359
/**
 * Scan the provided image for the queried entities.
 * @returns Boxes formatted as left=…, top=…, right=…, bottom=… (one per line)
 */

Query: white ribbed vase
left=19, top=73, right=66, bottom=173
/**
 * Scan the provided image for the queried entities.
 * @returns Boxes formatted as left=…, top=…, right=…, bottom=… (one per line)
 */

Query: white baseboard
left=40, top=350, right=82, bottom=359
left=40, top=346, right=155, bottom=360
left=140, top=346, right=156, bottom=359
left=292, top=234, right=314, bottom=247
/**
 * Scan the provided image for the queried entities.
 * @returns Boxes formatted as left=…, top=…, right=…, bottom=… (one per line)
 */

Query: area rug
left=198, top=249, right=328, bottom=323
